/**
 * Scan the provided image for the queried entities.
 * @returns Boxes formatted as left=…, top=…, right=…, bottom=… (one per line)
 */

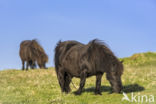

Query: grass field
left=0, top=52, right=156, bottom=104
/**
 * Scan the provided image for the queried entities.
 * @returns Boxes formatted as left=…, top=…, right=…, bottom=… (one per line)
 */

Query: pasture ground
left=0, top=52, right=156, bottom=104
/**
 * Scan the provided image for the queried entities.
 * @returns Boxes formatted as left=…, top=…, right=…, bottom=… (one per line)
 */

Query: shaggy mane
left=88, top=39, right=115, bottom=56
left=87, top=39, right=123, bottom=75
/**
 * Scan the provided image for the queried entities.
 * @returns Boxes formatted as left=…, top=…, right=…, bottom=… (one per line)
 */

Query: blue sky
left=0, top=0, right=156, bottom=70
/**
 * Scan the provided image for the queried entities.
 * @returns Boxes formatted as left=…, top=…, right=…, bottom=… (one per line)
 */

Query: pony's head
left=106, top=60, right=124, bottom=93
left=37, top=53, right=48, bottom=69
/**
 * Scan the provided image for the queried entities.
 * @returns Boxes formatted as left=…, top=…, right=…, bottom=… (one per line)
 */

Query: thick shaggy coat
left=19, top=40, right=48, bottom=70
left=54, top=39, right=124, bottom=95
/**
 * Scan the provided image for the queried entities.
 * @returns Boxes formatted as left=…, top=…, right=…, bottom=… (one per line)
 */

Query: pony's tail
left=71, top=81, right=77, bottom=89
left=54, top=40, right=62, bottom=74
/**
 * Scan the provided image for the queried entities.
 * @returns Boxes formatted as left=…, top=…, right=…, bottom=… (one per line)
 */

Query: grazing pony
left=19, top=40, right=48, bottom=70
left=54, top=39, right=124, bottom=95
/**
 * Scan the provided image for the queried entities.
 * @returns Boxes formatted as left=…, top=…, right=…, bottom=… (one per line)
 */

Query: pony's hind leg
left=64, top=73, right=72, bottom=93
left=95, top=73, right=103, bottom=95
left=75, top=69, right=87, bottom=95
left=22, top=60, right=25, bottom=70
left=57, top=67, right=65, bottom=92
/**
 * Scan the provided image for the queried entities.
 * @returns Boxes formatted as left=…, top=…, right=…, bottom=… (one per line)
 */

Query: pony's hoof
left=65, top=90, right=70, bottom=94
left=95, top=91, right=102, bottom=95
left=74, top=91, right=81, bottom=95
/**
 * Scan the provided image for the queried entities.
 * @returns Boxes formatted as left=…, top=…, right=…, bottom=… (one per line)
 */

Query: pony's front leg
left=95, top=73, right=103, bottom=95
left=75, top=69, right=87, bottom=95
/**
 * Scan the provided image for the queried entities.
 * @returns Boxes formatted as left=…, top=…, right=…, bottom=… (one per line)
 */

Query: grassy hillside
left=0, top=52, right=156, bottom=104
left=121, top=52, right=156, bottom=66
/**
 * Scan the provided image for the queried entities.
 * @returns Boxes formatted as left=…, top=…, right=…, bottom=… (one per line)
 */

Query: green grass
left=0, top=52, right=156, bottom=104
left=120, top=51, right=156, bottom=66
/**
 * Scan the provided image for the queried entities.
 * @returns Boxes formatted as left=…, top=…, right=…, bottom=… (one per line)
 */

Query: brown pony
left=54, top=39, right=124, bottom=95
left=19, top=40, right=48, bottom=70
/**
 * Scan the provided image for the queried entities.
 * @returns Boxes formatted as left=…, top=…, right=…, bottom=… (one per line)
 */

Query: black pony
left=54, top=39, right=124, bottom=95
